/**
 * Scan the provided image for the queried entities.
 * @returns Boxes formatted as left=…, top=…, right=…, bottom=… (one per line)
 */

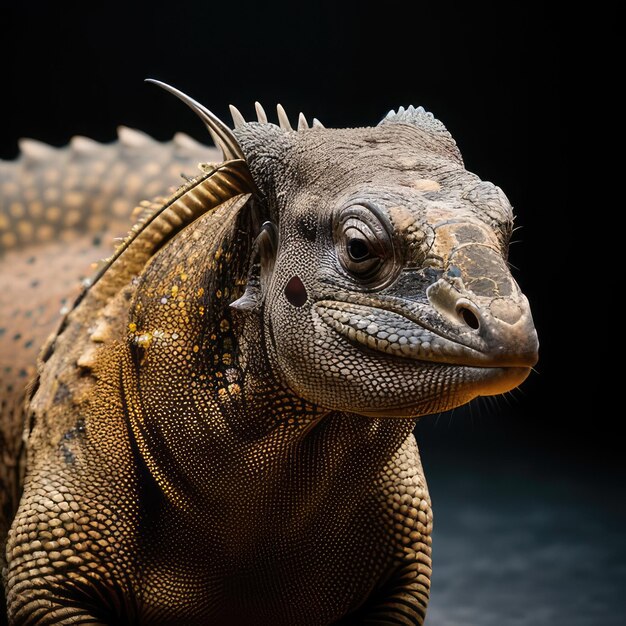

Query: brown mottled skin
left=0, top=99, right=538, bottom=624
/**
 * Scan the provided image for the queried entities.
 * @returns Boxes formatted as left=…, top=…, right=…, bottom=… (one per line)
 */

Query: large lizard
left=0, top=82, right=538, bottom=625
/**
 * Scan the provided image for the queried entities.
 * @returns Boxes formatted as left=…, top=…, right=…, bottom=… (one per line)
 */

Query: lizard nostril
left=458, top=305, right=480, bottom=330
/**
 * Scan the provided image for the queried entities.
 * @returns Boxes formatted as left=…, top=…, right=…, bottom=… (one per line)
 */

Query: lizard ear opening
left=230, top=221, right=278, bottom=312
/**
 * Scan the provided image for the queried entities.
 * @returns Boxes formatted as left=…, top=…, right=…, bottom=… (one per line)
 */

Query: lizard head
left=148, top=83, right=539, bottom=419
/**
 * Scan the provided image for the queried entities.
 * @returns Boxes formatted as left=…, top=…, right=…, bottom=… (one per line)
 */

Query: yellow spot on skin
left=215, top=248, right=223, bottom=260
left=29, top=201, right=43, bottom=217
left=17, top=221, right=34, bottom=238
left=65, top=210, right=81, bottom=227
left=197, top=288, right=204, bottom=297
left=193, top=345, right=199, bottom=353
left=218, top=388, right=228, bottom=398
left=112, top=197, right=130, bottom=218
left=60, top=230, right=78, bottom=243
left=10, top=202, right=25, bottom=218
left=46, top=206, right=61, bottom=222
left=128, top=323, right=137, bottom=332
left=228, top=383, right=241, bottom=395
left=171, top=285, right=179, bottom=297
left=216, top=289, right=222, bottom=299
left=1, top=232, right=17, bottom=248
left=215, top=371, right=223, bottom=378
left=87, top=215, right=105, bottom=232
left=36, top=225, right=54, bottom=242
left=65, top=191, right=84, bottom=209
left=199, top=306, right=205, bottom=315
left=220, top=319, right=230, bottom=332
left=222, top=353, right=232, bottom=365
left=180, top=273, right=188, bottom=282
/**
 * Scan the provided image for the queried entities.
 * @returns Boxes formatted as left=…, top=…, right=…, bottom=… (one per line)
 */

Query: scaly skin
left=1, top=101, right=538, bottom=624
left=0, top=129, right=218, bottom=615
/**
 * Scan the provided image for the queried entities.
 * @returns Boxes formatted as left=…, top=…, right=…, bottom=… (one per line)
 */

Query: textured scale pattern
left=0, top=129, right=218, bottom=571
left=0, top=98, right=537, bottom=624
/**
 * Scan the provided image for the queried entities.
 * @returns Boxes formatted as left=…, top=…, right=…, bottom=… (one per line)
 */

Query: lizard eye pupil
left=347, top=238, right=371, bottom=262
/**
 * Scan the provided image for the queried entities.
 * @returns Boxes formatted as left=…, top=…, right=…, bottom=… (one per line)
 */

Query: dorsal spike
left=297, top=112, right=309, bottom=130
left=276, top=104, right=293, bottom=131
left=117, top=126, right=153, bottom=148
left=146, top=79, right=245, bottom=161
left=312, top=118, right=325, bottom=128
left=18, top=138, right=56, bottom=161
left=173, top=132, right=206, bottom=151
left=254, top=102, right=268, bottom=124
left=229, top=105, right=246, bottom=129
left=70, top=135, right=101, bottom=154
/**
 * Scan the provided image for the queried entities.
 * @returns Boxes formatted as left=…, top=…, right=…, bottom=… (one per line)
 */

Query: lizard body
left=0, top=129, right=219, bottom=553
left=1, top=86, right=538, bottom=624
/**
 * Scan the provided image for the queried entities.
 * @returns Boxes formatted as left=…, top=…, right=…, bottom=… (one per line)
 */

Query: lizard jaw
left=314, top=301, right=537, bottom=370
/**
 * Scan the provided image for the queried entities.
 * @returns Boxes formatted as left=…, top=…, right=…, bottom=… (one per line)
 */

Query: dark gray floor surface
left=420, top=439, right=625, bottom=626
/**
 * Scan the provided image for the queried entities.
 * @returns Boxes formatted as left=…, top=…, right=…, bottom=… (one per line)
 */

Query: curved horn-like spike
left=276, top=104, right=293, bottom=131
left=255, top=101, right=268, bottom=124
left=145, top=79, right=245, bottom=161
left=229, top=104, right=246, bottom=129
left=297, top=112, right=309, bottom=130
left=312, top=118, right=325, bottom=128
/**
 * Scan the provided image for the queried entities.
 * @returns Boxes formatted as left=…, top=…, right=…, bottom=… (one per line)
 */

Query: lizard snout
left=426, top=244, right=539, bottom=368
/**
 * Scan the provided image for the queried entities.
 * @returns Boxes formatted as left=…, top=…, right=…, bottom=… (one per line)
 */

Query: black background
left=4, top=4, right=620, bottom=624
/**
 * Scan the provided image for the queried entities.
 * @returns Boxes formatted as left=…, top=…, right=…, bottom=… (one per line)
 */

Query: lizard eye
left=335, top=204, right=394, bottom=284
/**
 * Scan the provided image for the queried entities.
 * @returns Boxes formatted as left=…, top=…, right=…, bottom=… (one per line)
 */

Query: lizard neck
left=120, top=309, right=415, bottom=518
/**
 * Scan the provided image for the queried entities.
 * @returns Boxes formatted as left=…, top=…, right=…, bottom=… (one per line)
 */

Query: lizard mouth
left=314, top=300, right=537, bottom=370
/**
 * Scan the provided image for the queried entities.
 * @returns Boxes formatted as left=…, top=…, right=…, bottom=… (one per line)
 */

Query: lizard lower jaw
left=355, top=364, right=532, bottom=418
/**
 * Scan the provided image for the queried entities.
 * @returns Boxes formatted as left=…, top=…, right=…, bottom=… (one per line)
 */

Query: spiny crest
left=380, top=105, right=462, bottom=163
left=147, top=80, right=458, bottom=169
left=3, top=126, right=212, bottom=165
left=380, top=105, right=450, bottom=138
left=229, top=102, right=322, bottom=131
